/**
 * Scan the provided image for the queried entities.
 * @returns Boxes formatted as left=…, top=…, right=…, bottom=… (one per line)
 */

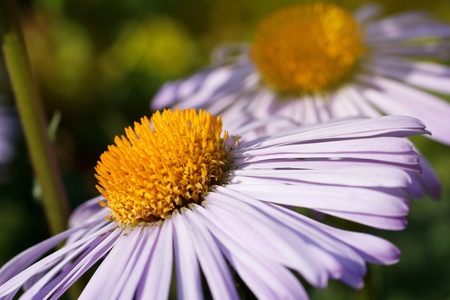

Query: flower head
left=251, top=3, right=365, bottom=94
left=95, top=109, right=231, bottom=224
left=0, top=108, right=429, bottom=299
left=151, top=2, right=448, bottom=199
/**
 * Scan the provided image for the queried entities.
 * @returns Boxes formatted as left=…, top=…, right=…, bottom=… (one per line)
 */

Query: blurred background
left=1, top=0, right=449, bottom=299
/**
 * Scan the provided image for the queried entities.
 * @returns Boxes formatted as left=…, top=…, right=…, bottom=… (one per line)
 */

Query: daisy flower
left=151, top=2, right=449, bottom=198
left=0, top=108, right=429, bottom=299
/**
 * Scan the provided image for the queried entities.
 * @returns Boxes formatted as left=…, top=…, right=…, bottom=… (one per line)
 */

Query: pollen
left=95, top=108, right=230, bottom=225
left=250, top=3, right=366, bottom=95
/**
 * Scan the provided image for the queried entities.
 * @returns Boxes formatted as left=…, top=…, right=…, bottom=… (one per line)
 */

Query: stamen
left=95, top=108, right=231, bottom=225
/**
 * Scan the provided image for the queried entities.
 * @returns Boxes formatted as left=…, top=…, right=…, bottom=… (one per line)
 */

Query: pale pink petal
left=365, top=57, right=450, bottom=94
left=406, top=150, right=441, bottom=200
left=357, top=75, right=450, bottom=145
left=29, top=228, right=120, bottom=300
left=211, top=43, right=249, bottom=64
left=226, top=182, right=410, bottom=216
left=183, top=209, right=239, bottom=299
left=0, top=221, right=109, bottom=287
left=69, top=197, right=108, bottom=228
left=194, top=205, right=309, bottom=299
left=374, top=43, right=450, bottom=60
left=366, top=23, right=450, bottom=42
left=353, top=3, right=382, bottom=23
left=317, top=210, right=408, bottom=230
left=135, top=223, right=173, bottom=300
left=0, top=224, right=116, bottom=297
left=237, top=158, right=420, bottom=173
left=79, top=226, right=144, bottom=299
left=172, top=211, right=204, bottom=300
left=151, top=64, right=254, bottom=111
left=230, top=166, right=411, bottom=188
left=365, top=11, right=433, bottom=37
left=209, top=189, right=369, bottom=288
left=237, top=115, right=427, bottom=150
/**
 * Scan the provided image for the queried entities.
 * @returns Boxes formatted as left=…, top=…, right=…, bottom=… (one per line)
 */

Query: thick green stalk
left=0, top=0, right=70, bottom=234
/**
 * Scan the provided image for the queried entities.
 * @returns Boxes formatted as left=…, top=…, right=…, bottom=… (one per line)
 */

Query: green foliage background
left=1, top=0, right=449, bottom=299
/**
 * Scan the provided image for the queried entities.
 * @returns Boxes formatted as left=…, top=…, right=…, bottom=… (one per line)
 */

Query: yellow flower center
left=95, top=108, right=230, bottom=225
left=250, top=3, right=366, bottom=95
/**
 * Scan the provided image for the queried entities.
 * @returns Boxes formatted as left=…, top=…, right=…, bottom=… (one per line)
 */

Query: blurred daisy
left=153, top=3, right=450, bottom=142
left=151, top=2, right=449, bottom=199
left=0, top=98, right=20, bottom=182
left=0, top=108, right=429, bottom=299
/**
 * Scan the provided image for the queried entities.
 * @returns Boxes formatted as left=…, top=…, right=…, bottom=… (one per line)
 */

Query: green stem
left=0, top=0, right=70, bottom=234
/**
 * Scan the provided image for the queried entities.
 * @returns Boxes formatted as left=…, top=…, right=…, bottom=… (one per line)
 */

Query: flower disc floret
left=250, top=3, right=366, bottom=94
left=95, top=108, right=230, bottom=225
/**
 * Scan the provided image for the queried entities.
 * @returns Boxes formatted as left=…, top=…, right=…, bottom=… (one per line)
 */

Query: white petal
left=29, top=228, right=120, bottom=300
left=366, top=58, right=450, bottom=94
left=238, top=115, right=426, bottom=150
left=357, top=75, right=450, bottom=145
left=225, top=183, right=410, bottom=217
left=0, top=224, right=115, bottom=297
left=135, top=223, right=173, bottom=300
left=366, top=22, right=450, bottom=42
left=172, top=211, right=204, bottom=300
left=302, top=96, right=321, bottom=125
left=0, top=225, right=87, bottom=286
left=79, top=226, right=144, bottom=299
left=235, top=153, right=418, bottom=167
left=245, top=89, right=277, bottom=119
left=195, top=203, right=309, bottom=299
left=365, top=11, right=432, bottom=37
left=69, top=197, right=108, bottom=228
left=353, top=3, right=382, bottom=23
left=237, top=158, right=421, bottom=173
left=151, top=64, right=254, bottom=111
left=326, top=90, right=363, bottom=119
left=272, top=204, right=401, bottom=265
left=317, top=210, right=407, bottom=230
left=312, top=95, right=333, bottom=123
left=342, top=86, right=383, bottom=118
left=230, top=166, right=411, bottom=188
left=374, top=43, right=450, bottom=60
left=223, top=246, right=309, bottom=300
left=251, top=210, right=365, bottom=288
left=108, top=226, right=156, bottom=299
left=235, top=136, right=414, bottom=157
left=208, top=189, right=371, bottom=288
left=211, top=43, right=249, bottom=64
left=183, top=208, right=239, bottom=299
left=206, top=191, right=332, bottom=288
left=305, top=218, right=401, bottom=265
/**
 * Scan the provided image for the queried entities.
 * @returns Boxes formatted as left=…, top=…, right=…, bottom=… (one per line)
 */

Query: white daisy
left=151, top=3, right=449, bottom=198
left=0, top=108, right=429, bottom=299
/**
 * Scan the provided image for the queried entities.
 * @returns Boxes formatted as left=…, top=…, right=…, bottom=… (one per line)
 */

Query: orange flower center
left=95, top=108, right=231, bottom=225
left=250, top=3, right=366, bottom=95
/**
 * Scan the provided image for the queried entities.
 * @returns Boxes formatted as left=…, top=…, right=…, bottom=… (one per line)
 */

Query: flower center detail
left=250, top=3, right=366, bottom=94
left=95, top=108, right=230, bottom=225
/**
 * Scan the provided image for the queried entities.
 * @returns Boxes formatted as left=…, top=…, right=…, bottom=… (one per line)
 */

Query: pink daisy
left=152, top=3, right=449, bottom=199
left=0, top=108, right=429, bottom=299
